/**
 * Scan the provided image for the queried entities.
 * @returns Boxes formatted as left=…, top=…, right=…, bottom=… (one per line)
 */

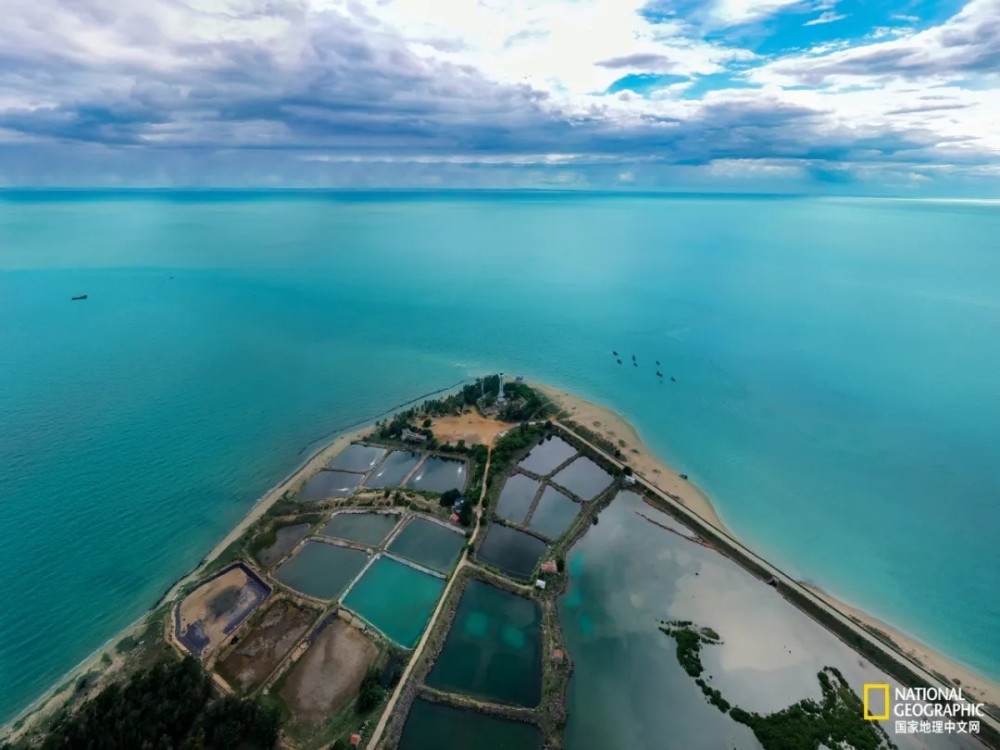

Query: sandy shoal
left=533, top=383, right=1000, bottom=711
left=532, top=383, right=730, bottom=533
left=804, top=584, right=1000, bottom=708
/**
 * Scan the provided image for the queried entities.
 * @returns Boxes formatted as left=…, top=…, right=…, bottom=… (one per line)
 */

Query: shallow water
left=494, top=473, right=541, bottom=524
left=517, top=436, right=578, bottom=476
left=320, top=512, right=399, bottom=548
left=2, top=193, right=999, bottom=723
left=560, top=491, right=980, bottom=750
left=406, top=456, right=466, bottom=494
left=342, top=556, right=444, bottom=648
left=426, top=580, right=542, bottom=707
left=387, top=517, right=465, bottom=573
left=297, top=470, right=364, bottom=501
left=397, top=697, right=543, bottom=750
left=477, top=524, right=547, bottom=580
left=273, top=541, right=368, bottom=601
left=527, top=486, right=581, bottom=540
left=326, top=443, right=387, bottom=473
left=367, top=451, right=423, bottom=488
left=550, top=457, right=613, bottom=500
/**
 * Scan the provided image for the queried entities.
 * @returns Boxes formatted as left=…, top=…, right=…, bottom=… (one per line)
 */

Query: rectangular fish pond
left=527, top=485, right=581, bottom=540
left=387, top=517, right=465, bottom=574
left=367, top=450, right=423, bottom=488
left=398, top=698, right=542, bottom=750
left=274, top=541, right=369, bottom=601
left=298, top=470, right=365, bottom=501
left=477, top=524, right=547, bottom=580
left=426, top=580, right=542, bottom=707
left=406, top=456, right=467, bottom=494
left=517, top=435, right=577, bottom=476
left=494, top=473, right=541, bottom=525
left=550, top=456, right=613, bottom=500
left=321, top=511, right=400, bottom=548
left=326, top=443, right=387, bottom=473
left=342, top=556, right=444, bottom=648
left=256, top=522, right=312, bottom=568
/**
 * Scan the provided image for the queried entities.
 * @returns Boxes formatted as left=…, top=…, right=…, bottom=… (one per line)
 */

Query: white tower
left=497, top=372, right=506, bottom=403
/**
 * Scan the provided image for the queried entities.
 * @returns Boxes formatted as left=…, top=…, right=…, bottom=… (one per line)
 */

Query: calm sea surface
left=0, top=191, right=998, bottom=723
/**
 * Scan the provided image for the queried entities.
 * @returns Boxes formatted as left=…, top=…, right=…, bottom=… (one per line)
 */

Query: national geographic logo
left=863, top=684, right=985, bottom=737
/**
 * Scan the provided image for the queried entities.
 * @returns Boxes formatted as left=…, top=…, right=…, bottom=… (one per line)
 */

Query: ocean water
left=0, top=191, right=998, bottom=723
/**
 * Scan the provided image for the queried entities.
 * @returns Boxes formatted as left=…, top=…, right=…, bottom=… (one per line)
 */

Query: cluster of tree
left=356, top=668, right=385, bottom=714
left=3, top=657, right=280, bottom=750
left=730, top=668, right=896, bottom=750
left=438, top=489, right=473, bottom=526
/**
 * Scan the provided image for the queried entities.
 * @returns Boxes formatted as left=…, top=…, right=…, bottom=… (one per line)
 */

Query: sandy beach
left=534, top=382, right=1000, bottom=713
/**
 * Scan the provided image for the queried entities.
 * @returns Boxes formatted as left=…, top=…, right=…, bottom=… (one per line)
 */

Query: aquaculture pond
left=298, top=470, right=364, bottom=501
left=477, top=524, right=547, bottom=580
left=274, top=541, right=369, bottom=601
left=367, top=451, right=422, bottom=488
left=528, top=486, right=580, bottom=540
left=398, top=698, right=543, bottom=750
left=406, top=456, right=467, bottom=493
left=326, top=443, right=387, bottom=473
left=494, top=473, right=540, bottom=524
left=321, top=512, right=399, bottom=548
left=342, top=556, right=444, bottom=648
left=517, top=436, right=577, bottom=476
left=257, top=523, right=311, bottom=567
left=551, top=456, right=613, bottom=500
left=388, top=517, right=465, bottom=573
left=427, top=580, right=542, bottom=707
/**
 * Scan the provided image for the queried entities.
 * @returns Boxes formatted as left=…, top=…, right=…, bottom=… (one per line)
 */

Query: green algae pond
left=550, top=456, right=613, bottom=500
left=326, top=443, right=387, bottom=473
left=387, top=517, right=465, bottom=573
left=426, top=580, right=542, bottom=707
left=398, top=698, right=542, bottom=750
left=342, top=556, right=444, bottom=648
left=527, top=485, right=581, bottom=540
left=477, top=524, right=547, bottom=580
left=274, top=541, right=369, bottom=601
left=321, top=511, right=399, bottom=547
left=517, top=436, right=577, bottom=476
left=257, top=522, right=311, bottom=567
left=406, top=456, right=467, bottom=493
left=494, top=473, right=540, bottom=524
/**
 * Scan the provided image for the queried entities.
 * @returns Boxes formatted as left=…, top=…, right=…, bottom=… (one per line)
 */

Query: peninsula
left=2, top=377, right=998, bottom=750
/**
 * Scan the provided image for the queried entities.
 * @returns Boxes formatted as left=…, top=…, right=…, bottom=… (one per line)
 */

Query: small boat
left=656, top=371, right=663, bottom=377
left=671, top=377, right=676, bottom=382
left=679, top=473, right=688, bottom=480
left=616, top=359, right=622, bottom=364
left=633, top=362, right=638, bottom=367
left=71, top=294, right=88, bottom=301
left=656, top=360, right=661, bottom=366
left=612, top=350, right=618, bottom=356
left=631, top=354, right=636, bottom=360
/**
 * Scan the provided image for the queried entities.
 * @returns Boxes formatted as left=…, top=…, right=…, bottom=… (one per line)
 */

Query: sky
left=1, top=0, right=999, bottom=193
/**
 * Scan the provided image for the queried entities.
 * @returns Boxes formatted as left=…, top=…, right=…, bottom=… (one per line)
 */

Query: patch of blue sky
left=606, top=73, right=689, bottom=95
left=679, top=72, right=760, bottom=99
left=701, top=0, right=965, bottom=57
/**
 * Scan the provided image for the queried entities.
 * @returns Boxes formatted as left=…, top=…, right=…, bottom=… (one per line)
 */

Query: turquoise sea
left=0, top=191, right=998, bottom=724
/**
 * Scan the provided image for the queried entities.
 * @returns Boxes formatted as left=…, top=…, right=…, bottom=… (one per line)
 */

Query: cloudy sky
left=2, top=0, right=999, bottom=193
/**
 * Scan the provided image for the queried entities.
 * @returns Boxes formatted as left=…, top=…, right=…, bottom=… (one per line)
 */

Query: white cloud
left=804, top=11, right=847, bottom=26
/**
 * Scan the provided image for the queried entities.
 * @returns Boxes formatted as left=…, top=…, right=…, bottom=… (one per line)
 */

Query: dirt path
left=365, top=448, right=492, bottom=749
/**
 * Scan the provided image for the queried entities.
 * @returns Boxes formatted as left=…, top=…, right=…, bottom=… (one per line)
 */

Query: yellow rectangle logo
left=863, top=683, right=890, bottom=720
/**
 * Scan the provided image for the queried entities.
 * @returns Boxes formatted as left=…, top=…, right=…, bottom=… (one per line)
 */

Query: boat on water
left=656, top=371, right=663, bottom=377
left=71, top=294, right=88, bottom=301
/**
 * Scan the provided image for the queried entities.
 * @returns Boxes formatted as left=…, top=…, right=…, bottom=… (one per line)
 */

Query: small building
left=540, top=560, right=558, bottom=574
left=401, top=428, right=428, bottom=443
left=552, top=648, right=565, bottom=663
left=535, top=579, right=546, bottom=590
left=449, top=512, right=460, bottom=524
left=350, top=733, right=362, bottom=747
left=624, top=474, right=637, bottom=485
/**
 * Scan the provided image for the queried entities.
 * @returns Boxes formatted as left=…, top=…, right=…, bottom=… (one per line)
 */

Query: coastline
left=2, top=422, right=373, bottom=739
left=6, top=380, right=999, bottom=742
left=534, top=382, right=1000, bottom=712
